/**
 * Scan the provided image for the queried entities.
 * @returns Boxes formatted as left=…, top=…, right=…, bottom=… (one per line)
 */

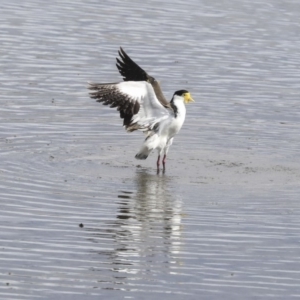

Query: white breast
left=161, top=96, right=186, bottom=138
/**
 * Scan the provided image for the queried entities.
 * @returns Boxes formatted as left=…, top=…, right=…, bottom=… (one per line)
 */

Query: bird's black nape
left=170, top=89, right=189, bottom=118
left=174, top=89, right=189, bottom=96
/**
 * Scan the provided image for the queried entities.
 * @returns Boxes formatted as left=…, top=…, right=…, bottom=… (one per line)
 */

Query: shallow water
left=1, top=0, right=300, bottom=299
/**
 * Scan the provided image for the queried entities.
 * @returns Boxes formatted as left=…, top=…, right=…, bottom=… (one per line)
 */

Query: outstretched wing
left=116, top=47, right=149, bottom=82
left=88, top=81, right=171, bottom=132
left=116, top=47, right=172, bottom=109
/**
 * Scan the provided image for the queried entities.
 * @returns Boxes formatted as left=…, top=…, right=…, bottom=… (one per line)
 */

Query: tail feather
left=135, top=153, right=148, bottom=160
left=135, top=147, right=152, bottom=160
left=135, top=133, right=161, bottom=160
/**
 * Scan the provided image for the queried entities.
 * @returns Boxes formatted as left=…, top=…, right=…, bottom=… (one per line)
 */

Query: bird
left=88, top=47, right=194, bottom=172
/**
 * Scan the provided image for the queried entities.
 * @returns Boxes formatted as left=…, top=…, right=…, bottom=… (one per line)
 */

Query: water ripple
left=1, top=0, right=300, bottom=299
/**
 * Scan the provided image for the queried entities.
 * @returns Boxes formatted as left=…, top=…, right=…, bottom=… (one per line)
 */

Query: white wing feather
left=117, top=81, right=171, bottom=131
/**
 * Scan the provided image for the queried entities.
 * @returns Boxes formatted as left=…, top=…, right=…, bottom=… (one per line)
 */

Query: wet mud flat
left=1, top=124, right=300, bottom=299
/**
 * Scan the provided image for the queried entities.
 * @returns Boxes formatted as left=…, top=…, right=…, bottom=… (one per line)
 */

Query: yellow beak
left=184, top=92, right=195, bottom=104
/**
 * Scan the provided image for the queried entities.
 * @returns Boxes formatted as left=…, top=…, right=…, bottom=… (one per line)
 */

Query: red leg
left=162, top=154, right=166, bottom=170
left=156, top=155, right=160, bottom=169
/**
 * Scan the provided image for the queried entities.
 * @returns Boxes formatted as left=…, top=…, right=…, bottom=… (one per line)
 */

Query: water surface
left=1, top=0, right=300, bottom=299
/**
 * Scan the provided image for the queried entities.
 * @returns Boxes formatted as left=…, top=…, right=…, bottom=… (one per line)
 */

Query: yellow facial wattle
left=184, top=92, right=194, bottom=104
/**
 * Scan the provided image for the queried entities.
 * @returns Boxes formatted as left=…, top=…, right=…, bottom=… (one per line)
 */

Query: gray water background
left=1, top=0, right=300, bottom=299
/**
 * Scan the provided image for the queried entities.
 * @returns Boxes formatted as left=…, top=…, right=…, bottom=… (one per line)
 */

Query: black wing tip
left=115, top=47, right=150, bottom=83
left=117, top=47, right=131, bottom=64
left=118, top=47, right=126, bottom=61
left=119, top=46, right=126, bottom=56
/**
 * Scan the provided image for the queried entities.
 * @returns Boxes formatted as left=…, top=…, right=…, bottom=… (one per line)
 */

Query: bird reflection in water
left=85, top=169, right=183, bottom=289
left=117, top=169, right=183, bottom=243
